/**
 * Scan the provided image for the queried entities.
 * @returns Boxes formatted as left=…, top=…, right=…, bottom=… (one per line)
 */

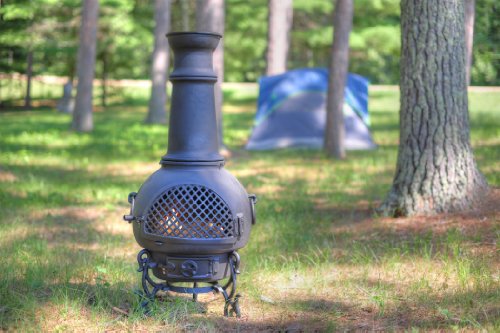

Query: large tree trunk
left=380, top=0, right=487, bottom=217
left=265, top=0, right=293, bottom=76
left=24, top=50, right=33, bottom=109
left=145, top=0, right=171, bottom=124
left=464, top=0, right=475, bottom=84
left=196, top=0, right=225, bottom=149
left=72, top=0, right=99, bottom=132
left=324, top=0, right=353, bottom=159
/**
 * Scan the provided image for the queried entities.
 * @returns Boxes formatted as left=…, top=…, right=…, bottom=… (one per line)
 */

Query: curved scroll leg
left=215, top=285, right=241, bottom=318
left=137, top=249, right=168, bottom=311
left=215, top=252, right=242, bottom=317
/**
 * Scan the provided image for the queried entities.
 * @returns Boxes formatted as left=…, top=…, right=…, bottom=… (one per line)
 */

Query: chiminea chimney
left=124, top=32, right=256, bottom=318
left=163, top=32, right=223, bottom=163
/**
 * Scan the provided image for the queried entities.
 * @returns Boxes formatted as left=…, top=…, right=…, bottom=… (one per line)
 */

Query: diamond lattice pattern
left=144, top=185, right=234, bottom=239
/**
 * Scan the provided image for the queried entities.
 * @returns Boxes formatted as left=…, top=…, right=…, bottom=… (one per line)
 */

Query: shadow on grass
left=0, top=205, right=214, bottom=329
left=194, top=285, right=499, bottom=331
left=277, top=287, right=499, bottom=331
left=0, top=109, right=167, bottom=164
left=0, top=207, right=136, bottom=328
left=0, top=163, right=144, bottom=209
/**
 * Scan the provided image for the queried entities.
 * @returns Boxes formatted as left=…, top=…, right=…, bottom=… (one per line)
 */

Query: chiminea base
left=137, top=249, right=242, bottom=317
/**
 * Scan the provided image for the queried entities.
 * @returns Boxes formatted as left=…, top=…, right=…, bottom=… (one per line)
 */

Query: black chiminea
left=123, top=32, right=256, bottom=317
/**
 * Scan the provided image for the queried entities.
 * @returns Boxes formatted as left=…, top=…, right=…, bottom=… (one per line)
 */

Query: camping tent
left=245, top=68, right=376, bottom=150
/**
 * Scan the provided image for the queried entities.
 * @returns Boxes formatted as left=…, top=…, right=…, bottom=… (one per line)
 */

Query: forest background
left=1, top=0, right=498, bottom=88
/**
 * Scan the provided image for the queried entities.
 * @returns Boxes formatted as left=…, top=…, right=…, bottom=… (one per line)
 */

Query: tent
left=245, top=68, right=376, bottom=150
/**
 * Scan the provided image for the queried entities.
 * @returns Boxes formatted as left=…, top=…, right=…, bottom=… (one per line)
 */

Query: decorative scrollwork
left=136, top=249, right=241, bottom=317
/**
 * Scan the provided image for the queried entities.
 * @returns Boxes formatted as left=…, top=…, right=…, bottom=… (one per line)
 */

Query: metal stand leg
left=137, top=249, right=165, bottom=310
left=193, top=282, right=198, bottom=302
left=136, top=249, right=242, bottom=317
left=215, top=252, right=242, bottom=317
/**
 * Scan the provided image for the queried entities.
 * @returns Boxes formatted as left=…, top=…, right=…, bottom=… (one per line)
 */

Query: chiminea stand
left=137, top=249, right=242, bottom=317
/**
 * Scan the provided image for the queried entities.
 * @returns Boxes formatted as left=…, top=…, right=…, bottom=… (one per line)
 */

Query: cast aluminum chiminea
left=123, top=32, right=256, bottom=317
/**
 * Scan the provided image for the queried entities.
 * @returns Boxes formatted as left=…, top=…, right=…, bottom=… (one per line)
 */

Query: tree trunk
left=101, top=51, right=107, bottom=107
left=24, top=50, right=33, bottom=109
left=196, top=0, right=225, bottom=149
left=72, top=0, right=99, bottom=132
left=324, top=0, right=353, bottom=159
left=181, top=0, right=190, bottom=31
left=464, top=0, right=475, bottom=84
left=146, top=0, right=171, bottom=124
left=265, top=0, right=293, bottom=76
left=57, top=81, right=74, bottom=113
left=380, top=0, right=487, bottom=217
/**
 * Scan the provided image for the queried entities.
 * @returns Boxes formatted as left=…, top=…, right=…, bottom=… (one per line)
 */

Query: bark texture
left=265, top=0, right=293, bottom=76
left=381, top=0, right=487, bottom=217
left=464, top=0, right=475, bottom=84
left=196, top=0, right=225, bottom=148
left=72, top=0, right=99, bottom=132
left=146, top=0, right=171, bottom=124
left=324, top=0, right=353, bottom=159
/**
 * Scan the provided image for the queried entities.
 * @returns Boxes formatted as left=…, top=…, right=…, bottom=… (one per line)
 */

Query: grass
left=0, top=82, right=499, bottom=331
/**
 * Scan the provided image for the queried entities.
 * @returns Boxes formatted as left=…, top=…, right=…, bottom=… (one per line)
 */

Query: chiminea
left=123, top=32, right=256, bottom=317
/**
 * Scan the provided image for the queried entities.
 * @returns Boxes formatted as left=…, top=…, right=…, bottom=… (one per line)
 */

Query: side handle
left=123, top=192, right=137, bottom=223
left=248, top=194, right=257, bottom=225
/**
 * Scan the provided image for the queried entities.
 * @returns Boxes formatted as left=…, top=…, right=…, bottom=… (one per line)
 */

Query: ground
left=0, top=82, right=499, bottom=331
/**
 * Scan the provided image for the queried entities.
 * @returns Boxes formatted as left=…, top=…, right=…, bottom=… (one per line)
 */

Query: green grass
left=0, top=84, right=499, bottom=331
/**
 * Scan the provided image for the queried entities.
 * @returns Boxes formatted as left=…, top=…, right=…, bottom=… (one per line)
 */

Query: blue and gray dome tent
left=245, top=68, right=376, bottom=150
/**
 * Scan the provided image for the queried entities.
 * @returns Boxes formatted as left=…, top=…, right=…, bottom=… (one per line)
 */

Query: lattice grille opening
left=144, top=185, right=234, bottom=238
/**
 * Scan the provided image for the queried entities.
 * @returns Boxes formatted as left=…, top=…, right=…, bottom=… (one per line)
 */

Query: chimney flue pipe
left=162, top=32, right=223, bottom=164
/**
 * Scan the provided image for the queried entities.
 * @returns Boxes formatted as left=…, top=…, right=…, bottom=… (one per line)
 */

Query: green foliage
left=351, top=25, right=400, bottom=83
left=289, top=0, right=401, bottom=83
left=0, top=0, right=80, bottom=78
left=472, top=0, right=499, bottom=85
left=97, top=0, right=153, bottom=80
left=0, top=0, right=498, bottom=85
left=225, top=0, right=268, bottom=82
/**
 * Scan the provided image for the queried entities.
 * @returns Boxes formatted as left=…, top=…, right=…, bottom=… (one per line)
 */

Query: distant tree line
left=0, top=0, right=498, bottom=86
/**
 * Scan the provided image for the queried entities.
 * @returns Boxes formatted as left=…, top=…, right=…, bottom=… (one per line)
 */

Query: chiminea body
left=125, top=32, right=255, bottom=287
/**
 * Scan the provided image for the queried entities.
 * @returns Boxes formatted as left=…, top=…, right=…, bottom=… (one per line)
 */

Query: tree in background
left=196, top=0, right=225, bottom=149
left=380, top=0, right=488, bottom=217
left=181, top=0, right=190, bottom=30
left=265, top=0, right=293, bottom=76
left=224, top=0, right=267, bottom=82
left=1, top=0, right=498, bottom=102
left=24, top=49, right=33, bottom=108
left=465, top=0, right=475, bottom=84
left=0, top=0, right=35, bottom=109
left=324, top=0, right=353, bottom=159
left=0, top=1, right=79, bottom=108
left=72, top=0, right=99, bottom=132
left=471, top=0, right=498, bottom=85
left=145, top=0, right=171, bottom=124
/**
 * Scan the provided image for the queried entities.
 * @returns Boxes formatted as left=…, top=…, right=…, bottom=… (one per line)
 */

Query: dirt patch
left=327, top=189, right=499, bottom=241
left=379, top=188, right=500, bottom=237
left=0, top=169, right=17, bottom=182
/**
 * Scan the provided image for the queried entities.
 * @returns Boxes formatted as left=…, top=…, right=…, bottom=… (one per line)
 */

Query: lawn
left=0, top=83, right=499, bottom=331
